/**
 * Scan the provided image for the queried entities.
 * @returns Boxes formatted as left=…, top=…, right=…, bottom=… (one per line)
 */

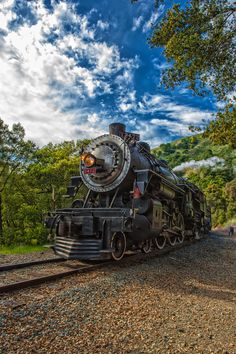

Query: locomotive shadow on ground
left=124, top=233, right=236, bottom=303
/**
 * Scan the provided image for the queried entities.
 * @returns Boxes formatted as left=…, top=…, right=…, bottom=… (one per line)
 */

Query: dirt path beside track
left=0, top=233, right=235, bottom=353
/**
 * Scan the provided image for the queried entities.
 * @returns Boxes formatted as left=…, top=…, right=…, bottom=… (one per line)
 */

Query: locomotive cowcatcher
left=47, top=123, right=211, bottom=261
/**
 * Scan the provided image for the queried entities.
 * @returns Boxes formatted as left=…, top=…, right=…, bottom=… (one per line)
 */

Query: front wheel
left=111, top=232, right=126, bottom=261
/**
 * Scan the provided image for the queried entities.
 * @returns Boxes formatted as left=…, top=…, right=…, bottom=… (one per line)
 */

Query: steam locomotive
left=48, top=123, right=211, bottom=260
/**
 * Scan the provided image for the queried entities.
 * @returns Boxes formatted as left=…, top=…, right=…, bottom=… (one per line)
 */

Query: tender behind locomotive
left=48, top=123, right=211, bottom=260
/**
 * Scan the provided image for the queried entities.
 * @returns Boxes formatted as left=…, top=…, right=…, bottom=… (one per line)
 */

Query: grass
left=0, top=245, right=46, bottom=255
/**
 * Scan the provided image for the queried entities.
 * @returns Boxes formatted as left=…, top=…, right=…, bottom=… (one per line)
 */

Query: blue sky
left=0, top=0, right=216, bottom=146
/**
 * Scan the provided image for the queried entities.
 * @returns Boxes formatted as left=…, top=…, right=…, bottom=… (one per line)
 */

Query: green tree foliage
left=0, top=117, right=90, bottom=245
left=149, top=0, right=236, bottom=99
left=27, top=141, right=88, bottom=210
left=153, top=134, right=236, bottom=227
left=1, top=114, right=234, bottom=243
left=185, top=167, right=233, bottom=226
left=0, top=118, right=36, bottom=240
left=225, top=178, right=236, bottom=220
left=132, top=0, right=236, bottom=147
left=152, top=134, right=216, bottom=168
left=204, top=102, right=236, bottom=148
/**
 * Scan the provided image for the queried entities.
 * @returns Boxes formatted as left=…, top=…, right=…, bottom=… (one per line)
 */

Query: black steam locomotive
left=48, top=123, right=211, bottom=260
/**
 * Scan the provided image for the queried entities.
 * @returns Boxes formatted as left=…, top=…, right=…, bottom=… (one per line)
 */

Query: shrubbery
left=0, top=118, right=90, bottom=246
left=153, top=135, right=236, bottom=227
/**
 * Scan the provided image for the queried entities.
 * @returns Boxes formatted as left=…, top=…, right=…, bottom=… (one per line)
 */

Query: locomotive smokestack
left=109, top=123, right=126, bottom=137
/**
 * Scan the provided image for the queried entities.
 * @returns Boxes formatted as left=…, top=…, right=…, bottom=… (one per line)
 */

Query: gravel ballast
left=0, top=249, right=58, bottom=265
left=0, top=233, right=235, bottom=353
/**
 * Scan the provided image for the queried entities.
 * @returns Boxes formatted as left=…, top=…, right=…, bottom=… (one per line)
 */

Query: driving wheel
left=168, top=233, right=177, bottom=246
left=111, top=232, right=126, bottom=261
left=154, top=234, right=166, bottom=249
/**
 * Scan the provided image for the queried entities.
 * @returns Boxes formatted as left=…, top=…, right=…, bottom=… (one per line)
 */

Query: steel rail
left=0, top=264, right=103, bottom=294
left=0, top=238, right=201, bottom=294
left=0, top=257, right=66, bottom=272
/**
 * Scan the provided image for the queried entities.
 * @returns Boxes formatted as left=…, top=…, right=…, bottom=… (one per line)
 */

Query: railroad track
left=0, top=238, right=199, bottom=294
left=0, top=257, right=66, bottom=272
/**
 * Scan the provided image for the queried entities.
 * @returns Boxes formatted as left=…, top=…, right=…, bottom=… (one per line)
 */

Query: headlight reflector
left=82, top=153, right=96, bottom=167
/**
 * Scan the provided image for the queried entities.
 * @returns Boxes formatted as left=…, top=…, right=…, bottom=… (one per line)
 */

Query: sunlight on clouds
left=89, top=42, right=122, bottom=74
left=150, top=118, right=190, bottom=136
left=87, top=113, right=100, bottom=124
left=130, top=93, right=213, bottom=146
left=0, top=0, right=139, bottom=145
left=119, top=103, right=135, bottom=112
left=75, top=116, right=106, bottom=138
left=0, top=0, right=214, bottom=147
left=0, top=0, right=16, bottom=35
left=118, top=90, right=137, bottom=112
left=137, top=93, right=212, bottom=124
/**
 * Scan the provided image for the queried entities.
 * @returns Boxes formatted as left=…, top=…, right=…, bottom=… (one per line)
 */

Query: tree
left=225, top=177, right=236, bottom=220
left=1, top=129, right=90, bottom=245
left=132, top=0, right=236, bottom=146
left=0, top=118, right=36, bottom=240
left=149, top=0, right=236, bottom=100
left=27, top=140, right=89, bottom=211
left=204, top=101, right=236, bottom=148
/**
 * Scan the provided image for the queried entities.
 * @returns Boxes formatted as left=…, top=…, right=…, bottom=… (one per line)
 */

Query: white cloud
left=88, top=42, right=123, bottom=74
left=150, top=118, right=190, bottom=136
left=0, top=0, right=139, bottom=145
left=132, top=16, right=143, bottom=31
left=134, top=120, right=165, bottom=147
left=75, top=120, right=106, bottom=139
left=137, top=93, right=213, bottom=124
left=128, top=93, right=214, bottom=146
left=97, top=19, right=109, bottom=31
left=129, top=117, right=189, bottom=147
left=0, top=0, right=15, bottom=31
left=173, top=157, right=225, bottom=171
left=118, top=90, right=137, bottom=112
left=143, top=5, right=165, bottom=32
left=166, top=106, right=212, bottom=123
left=152, top=59, right=171, bottom=71
left=87, top=113, right=100, bottom=124
left=119, top=103, right=135, bottom=112
left=215, top=91, right=236, bottom=110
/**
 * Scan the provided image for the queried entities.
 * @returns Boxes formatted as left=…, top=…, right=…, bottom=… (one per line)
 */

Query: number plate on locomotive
left=84, top=167, right=97, bottom=174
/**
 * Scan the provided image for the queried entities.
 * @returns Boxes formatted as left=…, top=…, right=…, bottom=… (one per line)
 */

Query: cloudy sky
left=0, top=0, right=216, bottom=146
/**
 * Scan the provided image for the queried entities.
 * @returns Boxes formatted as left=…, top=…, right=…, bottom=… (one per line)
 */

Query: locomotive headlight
left=82, top=153, right=96, bottom=167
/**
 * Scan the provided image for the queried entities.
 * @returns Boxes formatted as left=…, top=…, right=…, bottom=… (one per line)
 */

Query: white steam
left=173, top=156, right=225, bottom=172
